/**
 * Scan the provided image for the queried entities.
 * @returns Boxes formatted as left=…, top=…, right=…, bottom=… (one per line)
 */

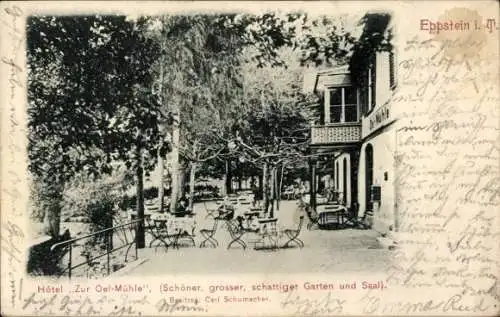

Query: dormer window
left=325, top=86, right=358, bottom=123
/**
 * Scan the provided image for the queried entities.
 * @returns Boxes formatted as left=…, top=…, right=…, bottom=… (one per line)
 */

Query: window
left=367, top=61, right=376, bottom=112
left=329, top=88, right=342, bottom=123
left=344, top=87, right=357, bottom=122
left=327, top=86, right=358, bottom=123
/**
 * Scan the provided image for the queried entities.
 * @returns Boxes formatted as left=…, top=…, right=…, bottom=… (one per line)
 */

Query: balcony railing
left=311, top=122, right=361, bottom=145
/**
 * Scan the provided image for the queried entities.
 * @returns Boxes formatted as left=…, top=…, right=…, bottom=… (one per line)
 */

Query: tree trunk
left=158, top=139, right=165, bottom=212
left=107, top=216, right=114, bottom=250
left=169, top=112, right=180, bottom=214
left=269, top=166, right=276, bottom=218
left=157, top=59, right=165, bottom=213
left=136, top=136, right=145, bottom=249
left=222, top=164, right=227, bottom=196
left=258, top=173, right=263, bottom=199
left=228, top=160, right=233, bottom=194
left=277, top=164, right=284, bottom=209
left=262, top=162, right=268, bottom=213
left=42, top=182, right=63, bottom=238
left=43, top=205, right=60, bottom=238
left=225, top=159, right=232, bottom=195
left=189, top=162, right=196, bottom=211
left=309, top=160, right=317, bottom=212
left=179, top=167, right=187, bottom=197
left=237, top=163, right=242, bottom=191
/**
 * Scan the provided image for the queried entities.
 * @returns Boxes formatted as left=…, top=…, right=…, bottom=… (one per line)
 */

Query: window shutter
left=370, top=56, right=376, bottom=109
left=361, top=84, right=368, bottom=116
left=389, top=51, right=396, bottom=89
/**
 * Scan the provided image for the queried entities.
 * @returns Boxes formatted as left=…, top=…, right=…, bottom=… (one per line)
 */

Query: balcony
left=310, top=123, right=361, bottom=146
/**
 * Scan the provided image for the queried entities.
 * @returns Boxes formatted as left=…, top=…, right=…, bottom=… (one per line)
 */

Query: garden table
left=149, top=213, right=196, bottom=250
left=317, top=204, right=348, bottom=228
left=129, top=212, right=152, bottom=222
left=243, top=211, right=260, bottom=230
left=301, top=194, right=329, bottom=206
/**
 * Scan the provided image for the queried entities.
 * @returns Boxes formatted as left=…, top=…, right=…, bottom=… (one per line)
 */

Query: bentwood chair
left=282, top=216, right=305, bottom=248
left=199, top=218, right=220, bottom=248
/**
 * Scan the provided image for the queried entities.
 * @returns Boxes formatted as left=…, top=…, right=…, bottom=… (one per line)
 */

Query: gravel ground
left=126, top=200, right=391, bottom=275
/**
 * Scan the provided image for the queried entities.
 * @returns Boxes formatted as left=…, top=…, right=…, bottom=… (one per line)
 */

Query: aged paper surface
left=1, top=1, right=499, bottom=316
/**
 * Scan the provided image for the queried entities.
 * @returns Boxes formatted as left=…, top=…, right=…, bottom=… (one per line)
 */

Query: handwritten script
left=381, top=23, right=500, bottom=314
left=21, top=292, right=209, bottom=316
left=0, top=3, right=499, bottom=317
left=1, top=4, right=26, bottom=311
left=280, top=291, right=345, bottom=316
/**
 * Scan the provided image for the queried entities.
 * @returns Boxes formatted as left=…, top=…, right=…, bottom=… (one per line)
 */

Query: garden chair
left=282, top=187, right=295, bottom=200
left=111, top=220, right=140, bottom=262
left=204, top=200, right=221, bottom=219
left=307, top=207, right=319, bottom=230
left=226, top=219, right=247, bottom=250
left=149, top=219, right=180, bottom=251
left=254, top=218, right=279, bottom=251
left=282, top=216, right=305, bottom=248
left=176, top=229, right=196, bottom=247
left=162, top=199, right=170, bottom=212
left=140, top=216, right=156, bottom=244
left=171, top=215, right=197, bottom=248
left=344, top=202, right=360, bottom=227
left=199, top=218, right=219, bottom=248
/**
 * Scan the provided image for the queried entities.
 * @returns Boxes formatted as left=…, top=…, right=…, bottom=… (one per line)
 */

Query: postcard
left=1, top=1, right=499, bottom=316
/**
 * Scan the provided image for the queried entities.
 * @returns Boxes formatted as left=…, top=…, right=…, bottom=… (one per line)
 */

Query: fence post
left=135, top=221, right=138, bottom=260
left=107, top=230, right=111, bottom=276
left=109, top=216, right=114, bottom=250
left=68, top=244, right=72, bottom=280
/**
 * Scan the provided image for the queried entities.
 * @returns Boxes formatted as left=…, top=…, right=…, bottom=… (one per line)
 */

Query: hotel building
left=303, top=34, right=398, bottom=235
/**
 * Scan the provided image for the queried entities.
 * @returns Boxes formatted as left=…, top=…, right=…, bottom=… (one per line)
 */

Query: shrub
left=28, top=168, right=134, bottom=277
left=120, top=186, right=171, bottom=211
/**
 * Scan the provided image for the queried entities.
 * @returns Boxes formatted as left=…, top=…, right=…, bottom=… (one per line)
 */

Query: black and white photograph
left=25, top=10, right=397, bottom=278
left=1, top=1, right=499, bottom=316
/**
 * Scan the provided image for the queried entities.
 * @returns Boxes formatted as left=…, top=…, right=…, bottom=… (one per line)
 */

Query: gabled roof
left=316, top=65, right=349, bottom=76
left=303, top=65, right=351, bottom=94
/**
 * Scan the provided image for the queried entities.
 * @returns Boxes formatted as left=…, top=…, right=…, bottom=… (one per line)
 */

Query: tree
left=294, top=13, right=357, bottom=67
left=147, top=12, right=341, bottom=212
left=145, top=15, right=238, bottom=212
left=349, top=13, right=393, bottom=87
left=244, top=47, right=314, bottom=211
left=175, top=13, right=310, bottom=203
left=27, top=16, right=161, bottom=243
left=27, top=11, right=376, bottom=240
left=141, top=11, right=367, bottom=218
left=146, top=13, right=303, bottom=209
left=195, top=45, right=315, bottom=216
